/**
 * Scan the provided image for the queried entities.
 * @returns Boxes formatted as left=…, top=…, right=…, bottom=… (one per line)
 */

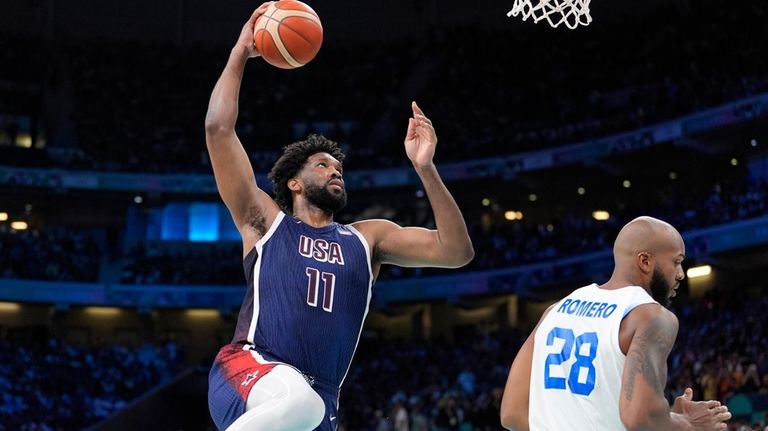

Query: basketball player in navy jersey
left=500, top=217, right=731, bottom=431
left=204, top=4, right=474, bottom=431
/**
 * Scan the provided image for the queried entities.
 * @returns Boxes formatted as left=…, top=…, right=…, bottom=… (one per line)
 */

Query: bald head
left=605, top=216, right=685, bottom=305
left=613, top=216, right=684, bottom=265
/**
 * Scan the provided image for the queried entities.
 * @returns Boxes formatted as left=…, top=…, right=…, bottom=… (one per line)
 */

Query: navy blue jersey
left=232, top=212, right=373, bottom=387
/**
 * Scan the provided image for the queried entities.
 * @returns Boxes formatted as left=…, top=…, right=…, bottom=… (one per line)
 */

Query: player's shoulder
left=625, top=302, right=679, bottom=335
left=629, top=302, right=676, bottom=320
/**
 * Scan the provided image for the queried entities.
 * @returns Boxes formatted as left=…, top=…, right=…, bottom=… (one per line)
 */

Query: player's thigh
left=226, top=365, right=324, bottom=431
left=245, top=364, right=322, bottom=409
left=208, top=345, right=280, bottom=430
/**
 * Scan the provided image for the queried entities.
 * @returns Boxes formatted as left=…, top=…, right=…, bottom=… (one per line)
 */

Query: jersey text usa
left=298, top=235, right=345, bottom=265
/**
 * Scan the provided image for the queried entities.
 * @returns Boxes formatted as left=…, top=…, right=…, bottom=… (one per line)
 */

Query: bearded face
left=649, top=267, right=673, bottom=307
left=304, top=180, right=347, bottom=214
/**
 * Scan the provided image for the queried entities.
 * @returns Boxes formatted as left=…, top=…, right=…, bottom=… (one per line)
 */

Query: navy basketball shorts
left=311, top=378, right=341, bottom=431
left=208, top=343, right=278, bottom=430
left=208, top=343, right=341, bottom=431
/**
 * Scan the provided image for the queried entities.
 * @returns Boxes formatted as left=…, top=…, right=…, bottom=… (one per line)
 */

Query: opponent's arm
left=619, top=305, right=730, bottom=431
left=354, top=102, right=473, bottom=268
left=500, top=330, right=536, bottom=430
left=205, top=4, right=280, bottom=250
left=500, top=305, right=554, bottom=431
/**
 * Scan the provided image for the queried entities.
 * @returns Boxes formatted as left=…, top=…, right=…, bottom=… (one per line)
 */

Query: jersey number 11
left=306, top=267, right=336, bottom=312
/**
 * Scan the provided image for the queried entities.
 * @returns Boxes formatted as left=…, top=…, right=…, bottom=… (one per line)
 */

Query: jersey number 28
left=543, top=327, right=598, bottom=396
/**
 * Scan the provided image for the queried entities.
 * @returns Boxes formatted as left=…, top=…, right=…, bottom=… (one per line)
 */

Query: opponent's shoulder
left=627, top=302, right=678, bottom=325
left=624, top=303, right=679, bottom=346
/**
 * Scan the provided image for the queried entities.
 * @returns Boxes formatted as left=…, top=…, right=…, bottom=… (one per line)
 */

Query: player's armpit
left=206, top=130, right=279, bottom=244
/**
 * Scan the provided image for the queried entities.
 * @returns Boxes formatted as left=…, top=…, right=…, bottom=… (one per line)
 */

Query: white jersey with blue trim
left=233, top=211, right=373, bottom=388
left=529, top=284, right=656, bottom=430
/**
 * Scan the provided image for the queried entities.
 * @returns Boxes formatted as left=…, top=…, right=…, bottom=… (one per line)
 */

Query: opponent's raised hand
left=404, top=101, right=437, bottom=170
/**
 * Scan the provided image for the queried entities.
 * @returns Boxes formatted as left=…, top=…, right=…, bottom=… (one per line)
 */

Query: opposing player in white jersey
left=204, top=4, right=474, bottom=431
left=500, top=216, right=732, bottom=431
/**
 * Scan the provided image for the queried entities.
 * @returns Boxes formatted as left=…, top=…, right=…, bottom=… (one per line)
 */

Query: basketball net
left=507, top=0, right=592, bottom=29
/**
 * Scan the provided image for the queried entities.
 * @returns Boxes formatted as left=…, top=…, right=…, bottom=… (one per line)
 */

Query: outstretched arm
left=205, top=3, right=279, bottom=253
left=354, top=102, right=473, bottom=268
left=619, top=305, right=730, bottom=431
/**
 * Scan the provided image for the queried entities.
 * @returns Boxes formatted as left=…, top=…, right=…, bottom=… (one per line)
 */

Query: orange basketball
left=253, top=0, right=323, bottom=69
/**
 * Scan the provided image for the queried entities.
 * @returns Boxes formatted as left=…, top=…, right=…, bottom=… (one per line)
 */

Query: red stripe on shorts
left=216, top=344, right=278, bottom=400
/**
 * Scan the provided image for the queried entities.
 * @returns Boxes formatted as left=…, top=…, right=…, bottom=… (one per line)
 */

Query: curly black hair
left=268, top=134, right=345, bottom=214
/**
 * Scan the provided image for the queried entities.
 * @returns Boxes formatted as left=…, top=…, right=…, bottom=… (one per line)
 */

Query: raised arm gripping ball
left=253, top=0, right=323, bottom=69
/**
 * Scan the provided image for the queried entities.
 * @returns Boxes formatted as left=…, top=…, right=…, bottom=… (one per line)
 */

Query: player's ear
left=637, top=251, right=653, bottom=274
left=287, top=177, right=301, bottom=192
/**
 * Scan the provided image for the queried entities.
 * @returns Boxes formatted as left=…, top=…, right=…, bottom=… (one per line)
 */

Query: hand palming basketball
left=237, top=3, right=273, bottom=59
left=253, top=0, right=323, bottom=69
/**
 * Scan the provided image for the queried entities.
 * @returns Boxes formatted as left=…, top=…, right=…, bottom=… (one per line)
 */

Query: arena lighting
left=481, top=198, right=491, bottom=207
left=186, top=309, right=219, bottom=319
left=0, top=302, right=20, bottom=312
left=10, top=221, right=28, bottom=230
left=686, top=265, right=712, bottom=279
left=504, top=211, right=523, bottom=221
left=592, top=210, right=610, bottom=221
left=0, top=212, right=7, bottom=221
left=84, top=306, right=122, bottom=316
left=528, top=193, right=538, bottom=202
left=16, top=133, right=32, bottom=148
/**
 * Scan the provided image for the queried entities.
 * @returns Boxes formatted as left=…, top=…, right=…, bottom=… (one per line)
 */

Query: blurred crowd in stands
left=0, top=337, right=182, bottom=431
left=113, top=177, right=768, bottom=285
left=0, top=226, right=101, bottom=282
left=1, top=0, right=766, bottom=172
left=1, top=286, right=766, bottom=430
left=339, top=330, right=515, bottom=431
left=420, top=2, right=768, bottom=161
left=0, top=174, right=765, bottom=285
left=1, top=1, right=766, bottom=286
left=667, top=288, right=768, bottom=430
left=2, top=0, right=768, bottom=429
left=119, top=242, right=243, bottom=285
